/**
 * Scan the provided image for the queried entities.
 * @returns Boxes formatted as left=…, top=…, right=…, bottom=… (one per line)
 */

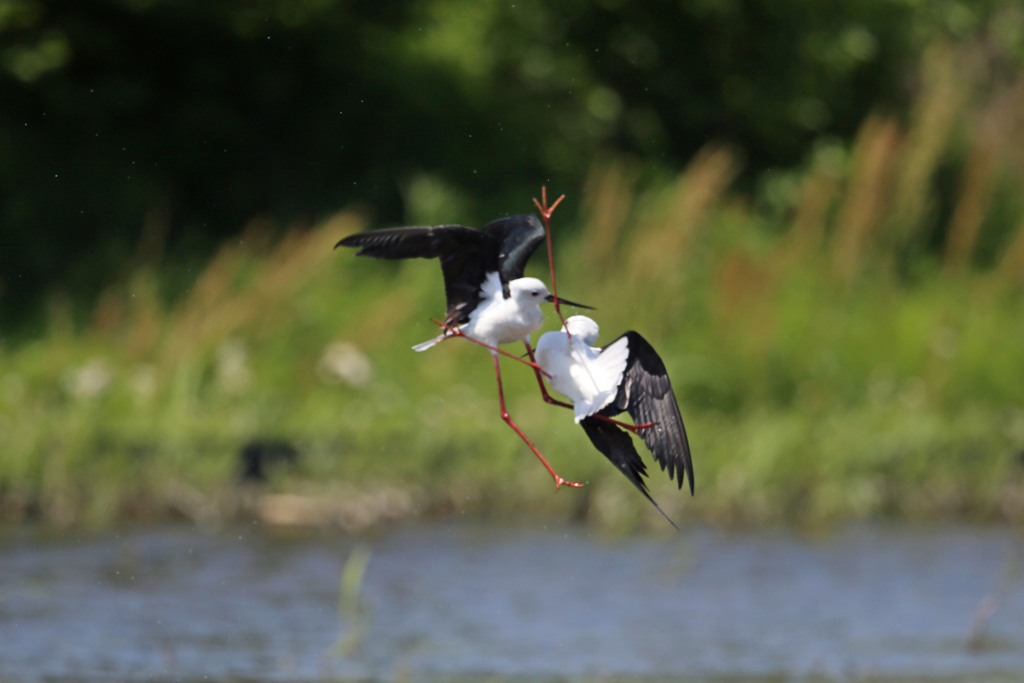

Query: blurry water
left=1, top=520, right=1022, bottom=681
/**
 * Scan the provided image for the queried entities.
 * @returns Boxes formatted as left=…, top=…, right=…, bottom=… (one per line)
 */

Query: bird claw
left=431, top=318, right=462, bottom=337
left=619, top=425, right=655, bottom=435
left=554, top=476, right=585, bottom=490
left=532, top=186, right=565, bottom=221
left=593, top=415, right=657, bottom=433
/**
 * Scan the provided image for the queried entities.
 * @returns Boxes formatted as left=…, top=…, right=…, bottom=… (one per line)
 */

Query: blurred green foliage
left=2, top=1, right=1024, bottom=530
left=2, top=40, right=1024, bottom=527
left=2, top=0, right=1022, bottom=328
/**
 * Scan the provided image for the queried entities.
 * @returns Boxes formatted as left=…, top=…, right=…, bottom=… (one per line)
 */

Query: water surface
left=1, top=520, right=1022, bottom=681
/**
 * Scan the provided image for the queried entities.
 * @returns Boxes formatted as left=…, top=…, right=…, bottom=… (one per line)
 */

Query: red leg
left=596, top=416, right=657, bottom=434
left=533, top=186, right=570, bottom=335
left=522, top=341, right=656, bottom=434
left=432, top=319, right=551, bottom=378
left=522, top=341, right=574, bottom=409
left=491, top=353, right=583, bottom=490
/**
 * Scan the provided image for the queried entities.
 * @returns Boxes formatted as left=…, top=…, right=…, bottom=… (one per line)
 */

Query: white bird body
left=414, top=274, right=551, bottom=351
left=534, top=315, right=695, bottom=520
left=336, top=213, right=595, bottom=490
left=535, top=316, right=629, bottom=422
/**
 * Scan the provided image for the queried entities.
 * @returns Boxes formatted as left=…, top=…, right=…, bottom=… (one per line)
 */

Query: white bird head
left=508, top=277, right=595, bottom=311
left=563, top=315, right=601, bottom=346
left=508, top=277, right=551, bottom=304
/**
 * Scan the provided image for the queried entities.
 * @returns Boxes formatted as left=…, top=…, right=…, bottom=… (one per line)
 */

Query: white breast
left=464, top=273, right=544, bottom=346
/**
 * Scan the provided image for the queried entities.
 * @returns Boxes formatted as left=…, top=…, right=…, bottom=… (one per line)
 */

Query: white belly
left=536, top=332, right=625, bottom=422
left=464, top=294, right=543, bottom=347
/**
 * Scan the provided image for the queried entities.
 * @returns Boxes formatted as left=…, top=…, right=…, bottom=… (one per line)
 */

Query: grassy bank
left=2, top=46, right=1024, bottom=530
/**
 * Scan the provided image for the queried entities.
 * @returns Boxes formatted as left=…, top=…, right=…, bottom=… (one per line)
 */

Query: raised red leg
left=521, top=341, right=657, bottom=434
left=491, top=353, right=583, bottom=490
left=533, top=186, right=570, bottom=335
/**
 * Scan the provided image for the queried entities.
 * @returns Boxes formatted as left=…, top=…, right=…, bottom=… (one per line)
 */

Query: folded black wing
left=603, top=332, right=694, bottom=495
left=336, top=225, right=499, bottom=324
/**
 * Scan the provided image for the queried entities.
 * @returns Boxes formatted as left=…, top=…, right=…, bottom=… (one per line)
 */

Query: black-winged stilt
left=335, top=214, right=592, bottom=489
left=535, top=315, right=694, bottom=526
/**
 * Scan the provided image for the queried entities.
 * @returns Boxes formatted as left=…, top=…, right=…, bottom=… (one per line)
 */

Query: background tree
left=0, top=0, right=1016, bottom=329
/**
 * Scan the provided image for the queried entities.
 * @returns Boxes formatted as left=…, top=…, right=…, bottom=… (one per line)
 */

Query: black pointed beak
left=545, top=294, right=594, bottom=310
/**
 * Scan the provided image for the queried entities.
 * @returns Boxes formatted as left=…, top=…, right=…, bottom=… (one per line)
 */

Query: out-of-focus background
left=3, top=0, right=1023, bottom=528
left=2, top=1, right=1024, bottom=679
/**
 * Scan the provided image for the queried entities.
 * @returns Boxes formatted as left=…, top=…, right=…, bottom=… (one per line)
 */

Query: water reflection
left=0, top=521, right=1021, bottom=680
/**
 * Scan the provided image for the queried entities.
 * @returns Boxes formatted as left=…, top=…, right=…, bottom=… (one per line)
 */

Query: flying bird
left=336, top=215, right=592, bottom=489
left=535, top=315, right=694, bottom=526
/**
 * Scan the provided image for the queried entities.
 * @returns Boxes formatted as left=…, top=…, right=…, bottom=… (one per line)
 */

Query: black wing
left=479, top=215, right=545, bottom=284
left=601, top=331, right=694, bottom=495
left=580, top=417, right=678, bottom=529
left=335, top=225, right=500, bottom=324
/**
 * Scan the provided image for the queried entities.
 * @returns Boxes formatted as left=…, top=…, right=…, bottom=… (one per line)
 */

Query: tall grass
left=2, top=43, right=1023, bottom=529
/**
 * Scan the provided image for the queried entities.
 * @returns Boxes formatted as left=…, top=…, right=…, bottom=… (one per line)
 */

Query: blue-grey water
left=1, top=520, right=1022, bottom=681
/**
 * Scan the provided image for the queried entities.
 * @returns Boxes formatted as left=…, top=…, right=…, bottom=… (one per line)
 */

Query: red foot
left=532, top=186, right=565, bottom=221
left=607, top=418, right=656, bottom=433
left=554, top=476, right=586, bottom=490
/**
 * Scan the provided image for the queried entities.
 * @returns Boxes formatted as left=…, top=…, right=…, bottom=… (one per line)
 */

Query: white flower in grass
left=64, top=358, right=112, bottom=399
left=318, top=342, right=373, bottom=388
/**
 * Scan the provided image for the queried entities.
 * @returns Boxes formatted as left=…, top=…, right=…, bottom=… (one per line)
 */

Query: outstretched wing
left=580, top=417, right=678, bottom=529
left=479, top=215, right=545, bottom=284
left=603, top=331, right=694, bottom=495
left=336, top=225, right=499, bottom=324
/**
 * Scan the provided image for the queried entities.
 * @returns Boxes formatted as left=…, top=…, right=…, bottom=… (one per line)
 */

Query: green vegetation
left=2, top=43, right=1023, bottom=530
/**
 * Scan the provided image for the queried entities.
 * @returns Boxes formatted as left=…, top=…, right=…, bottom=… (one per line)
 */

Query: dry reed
left=831, top=115, right=903, bottom=281
left=624, top=144, right=740, bottom=289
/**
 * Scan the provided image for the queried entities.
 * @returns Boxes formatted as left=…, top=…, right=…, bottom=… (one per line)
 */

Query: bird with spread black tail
left=534, top=315, right=694, bottom=527
left=335, top=214, right=593, bottom=489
